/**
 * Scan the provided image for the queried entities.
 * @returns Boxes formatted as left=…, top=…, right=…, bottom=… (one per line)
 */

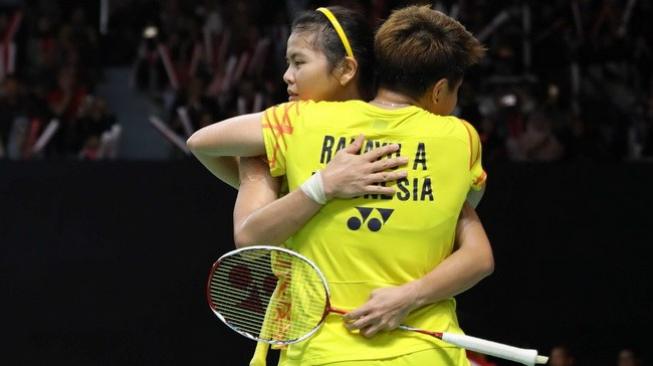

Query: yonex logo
left=347, top=207, right=394, bottom=232
left=226, top=263, right=278, bottom=314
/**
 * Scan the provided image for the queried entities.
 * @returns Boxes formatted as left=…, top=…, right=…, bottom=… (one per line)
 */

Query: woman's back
left=261, top=99, right=485, bottom=364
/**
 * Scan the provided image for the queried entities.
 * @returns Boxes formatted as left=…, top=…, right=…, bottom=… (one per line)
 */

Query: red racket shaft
left=327, top=306, right=347, bottom=316
left=398, top=325, right=547, bottom=366
left=330, top=307, right=541, bottom=365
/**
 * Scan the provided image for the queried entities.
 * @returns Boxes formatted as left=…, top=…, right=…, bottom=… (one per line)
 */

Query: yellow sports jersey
left=261, top=100, right=486, bottom=365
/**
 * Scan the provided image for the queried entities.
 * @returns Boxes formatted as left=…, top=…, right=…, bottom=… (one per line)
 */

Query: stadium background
left=1, top=1, right=651, bottom=365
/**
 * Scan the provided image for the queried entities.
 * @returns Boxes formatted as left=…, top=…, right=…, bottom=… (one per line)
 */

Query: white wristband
left=300, top=171, right=327, bottom=204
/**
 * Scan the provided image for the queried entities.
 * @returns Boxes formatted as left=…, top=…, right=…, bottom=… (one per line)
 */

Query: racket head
left=206, top=245, right=332, bottom=345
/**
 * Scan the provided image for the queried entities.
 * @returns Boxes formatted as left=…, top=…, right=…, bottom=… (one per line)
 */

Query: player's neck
left=371, top=89, right=417, bottom=109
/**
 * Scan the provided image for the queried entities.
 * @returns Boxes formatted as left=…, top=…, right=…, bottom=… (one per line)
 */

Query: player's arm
left=344, top=203, right=494, bottom=337
left=186, top=112, right=266, bottom=188
left=193, top=155, right=240, bottom=188
left=234, top=136, right=408, bottom=247
left=233, top=157, right=300, bottom=247
left=466, top=186, right=485, bottom=208
left=466, top=120, right=487, bottom=208
left=234, top=171, right=320, bottom=248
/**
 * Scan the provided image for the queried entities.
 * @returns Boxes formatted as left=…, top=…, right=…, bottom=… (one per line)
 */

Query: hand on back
left=343, top=282, right=421, bottom=338
left=322, top=135, right=408, bottom=200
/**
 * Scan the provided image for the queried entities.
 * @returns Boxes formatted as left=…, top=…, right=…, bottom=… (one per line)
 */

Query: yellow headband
left=316, top=7, right=355, bottom=60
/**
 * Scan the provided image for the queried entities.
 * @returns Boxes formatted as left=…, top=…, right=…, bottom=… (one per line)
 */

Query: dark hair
left=375, top=6, right=486, bottom=100
left=291, top=6, right=375, bottom=100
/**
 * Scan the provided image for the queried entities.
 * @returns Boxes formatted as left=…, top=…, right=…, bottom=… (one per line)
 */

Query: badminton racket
left=206, top=245, right=548, bottom=366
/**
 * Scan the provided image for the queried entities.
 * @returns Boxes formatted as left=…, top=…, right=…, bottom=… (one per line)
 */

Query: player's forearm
left=233, top=157, right=323, bottom=247
left=410, top=204, right=494, bottom=308
left=192, top=153, right=240, bottom=188
left=187, top=113, right=266, bottom=187
left=234, top=188, right=322, bottom=247
left=410, top=243, right=493, bottom=308
left=186, top=112, right=265, bottom=157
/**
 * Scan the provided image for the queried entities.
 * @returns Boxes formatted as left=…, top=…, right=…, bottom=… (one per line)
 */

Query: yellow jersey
left=261, top=100, right=486, bottom=365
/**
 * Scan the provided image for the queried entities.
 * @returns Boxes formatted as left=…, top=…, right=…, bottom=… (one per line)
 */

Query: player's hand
left=321, top=134, right=408, bottom=200
left=343, top=282, right=421, bottom=338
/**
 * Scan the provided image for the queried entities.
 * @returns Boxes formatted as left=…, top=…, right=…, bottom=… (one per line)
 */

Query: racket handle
left=441, top=332, right=549, bottom=366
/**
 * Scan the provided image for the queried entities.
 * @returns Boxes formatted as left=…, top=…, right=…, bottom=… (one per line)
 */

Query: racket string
left=210, top=288, right=326, bottom=333
left=209, top=250, right=329, bottom=343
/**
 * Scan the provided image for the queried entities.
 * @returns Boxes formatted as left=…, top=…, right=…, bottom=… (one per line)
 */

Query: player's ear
left=431, top=78, right=448, bottom=106
left=335, top=56, right=358, bottom=87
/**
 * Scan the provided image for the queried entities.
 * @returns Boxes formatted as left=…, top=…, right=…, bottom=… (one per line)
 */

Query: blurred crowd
left=547, top=345, right=644, bottom=366
left=0, top=2, right=119, bottom=160
left=468, top=345, right=646, bottom=366
left=1, top=0, right=652, bottom=161
left=453, top=0, right=653, bottom=162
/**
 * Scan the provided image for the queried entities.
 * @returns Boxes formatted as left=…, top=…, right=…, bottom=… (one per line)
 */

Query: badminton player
left=189, top=6, right=493, bottom=365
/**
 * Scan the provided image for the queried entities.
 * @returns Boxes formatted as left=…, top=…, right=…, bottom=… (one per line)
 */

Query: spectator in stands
left=0, top=75, right=26, bottom=156
left=507, top=109, right=565, bottom=161
left=47, top=67, right=88, bottom=155
left=77, top=96, right=116, bottom=158
left=26, top=15, right=59, bottom=83
left=549, top=345, right=575, bottom=366
left=169, top=76, right=220, bottom=136
left=69, top=7, right=100, bottom=87
left=617, top=347, right=642, bottom=366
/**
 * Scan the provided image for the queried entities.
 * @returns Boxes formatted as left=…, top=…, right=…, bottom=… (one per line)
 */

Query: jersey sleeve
left=461, top=120, right=487, bottom=191
left=261, top=101, right=305, bottom=177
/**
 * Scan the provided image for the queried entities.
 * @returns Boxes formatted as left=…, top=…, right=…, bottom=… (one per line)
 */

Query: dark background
left=1, top=161, right=651, bottom=365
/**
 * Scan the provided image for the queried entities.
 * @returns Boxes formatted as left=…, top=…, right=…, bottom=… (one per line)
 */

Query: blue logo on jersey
left=347, top=207, right=394, bottom=232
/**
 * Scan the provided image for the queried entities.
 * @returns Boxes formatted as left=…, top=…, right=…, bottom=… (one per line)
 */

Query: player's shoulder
left=269, top=100, right=313, bottom=114
left=271, top=99, right=360, bottom=115
left=264, top=101, right=316, bottom=128
left=306, top=99, right=364, bottom=112
left=294, top=100, right=366, bottom=124
left=457, top=117, right=480, bottom=136
left=416, top=112, right=477, bottom=140
left=457, top=118, right=478, bottom=132
left=435, top=114, right=475, bottom=130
